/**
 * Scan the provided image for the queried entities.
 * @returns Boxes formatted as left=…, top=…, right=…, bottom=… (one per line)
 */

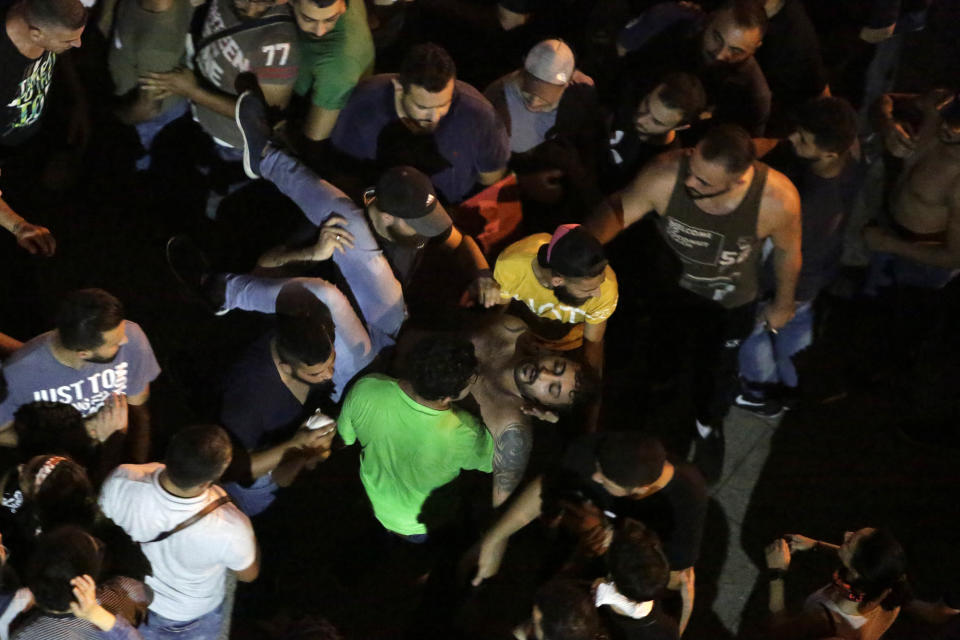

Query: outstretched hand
left=461, top=276, right=501, bottom=308
left=783, top=534, right=816, bottom=553
left=13, top=220, right=56, bottom=257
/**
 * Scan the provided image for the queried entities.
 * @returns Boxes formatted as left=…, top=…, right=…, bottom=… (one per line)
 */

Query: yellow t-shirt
left=493, top=233, right=619, bottom=350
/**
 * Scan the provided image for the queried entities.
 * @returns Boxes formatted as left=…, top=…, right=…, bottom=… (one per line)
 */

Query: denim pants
left=260, top=146, right=406, bottom=339
left=134, top=100, right=189, bottom=170
left=738, top=300, right=814, bottom=389
left=224, top=473, right=280, bottom=517
left=139, top=604, right=223, bottom=640
left=865, top=251, right=958, bottom=294
left=221, top=274, right=393, bottom=402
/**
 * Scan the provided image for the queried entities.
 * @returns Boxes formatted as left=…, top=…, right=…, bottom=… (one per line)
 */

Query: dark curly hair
left=14, top=401, right=95, bottom=467
left=794, top=96, right=859, bottom=154
left=26, top=525, right=102, bottom=612
left=607, top=520, right=670, bottom=602
left=22, top=455, right=97, bottom=534
left=534, top=579, right=601, bottom=640
left=407, top=335, right=478, bottom=401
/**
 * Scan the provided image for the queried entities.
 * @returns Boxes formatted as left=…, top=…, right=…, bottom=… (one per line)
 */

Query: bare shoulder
left=475, top=314, right=528, bottom=349
left=476, top=388, right=528, bottom=439
left=760, top=166, right=801, bottom=225
left=622, top=149, right=684, bottom=213
left=635, top=149, right=685, bottom=187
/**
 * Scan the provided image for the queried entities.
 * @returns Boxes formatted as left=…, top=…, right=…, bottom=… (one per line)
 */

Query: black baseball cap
left=373, top=166, right=452, bottom=238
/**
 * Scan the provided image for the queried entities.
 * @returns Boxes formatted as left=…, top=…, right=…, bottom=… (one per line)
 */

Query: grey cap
left=524, top=39, right=575, bottom=85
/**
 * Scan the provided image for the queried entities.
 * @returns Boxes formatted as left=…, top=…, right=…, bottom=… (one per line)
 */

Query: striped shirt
left=12, top=577, right=150, bottom=640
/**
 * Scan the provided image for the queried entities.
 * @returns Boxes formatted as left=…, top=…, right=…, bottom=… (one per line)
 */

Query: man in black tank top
left=586, top=125, right=802, bottom=484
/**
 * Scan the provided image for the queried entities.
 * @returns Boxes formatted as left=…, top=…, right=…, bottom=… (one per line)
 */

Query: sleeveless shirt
left=656, top=153, right=768, bottom=308
left=804, top=585, right=900, bottom=640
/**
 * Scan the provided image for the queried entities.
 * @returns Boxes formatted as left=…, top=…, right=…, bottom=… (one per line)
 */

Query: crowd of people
left=0, top=0, right=958, bottom=637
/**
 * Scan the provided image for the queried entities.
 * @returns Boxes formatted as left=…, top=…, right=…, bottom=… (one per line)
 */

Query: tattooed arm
left=492, top=422, right=533, bottom=508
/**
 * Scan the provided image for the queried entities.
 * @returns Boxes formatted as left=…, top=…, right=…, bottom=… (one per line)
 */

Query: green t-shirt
left=293, top=0, right=375, bottom=110
left=338, top=374, right=494, bottom=536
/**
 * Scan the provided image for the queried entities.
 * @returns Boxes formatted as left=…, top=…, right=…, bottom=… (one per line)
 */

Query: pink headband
left=34, top=456, right=67, bottom=492
left=546, top=224, right=580, bottom=263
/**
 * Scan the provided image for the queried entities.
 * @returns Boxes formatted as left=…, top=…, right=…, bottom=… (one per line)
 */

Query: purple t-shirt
left=0, top=320, right=161, bottom=424
left=330, top=74, right=510, bottom=204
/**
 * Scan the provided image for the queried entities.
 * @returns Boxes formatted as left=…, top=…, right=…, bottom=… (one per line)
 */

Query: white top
left=805, top=585, right=900, bottom=640
left=99, top=463, right=257, bottom=621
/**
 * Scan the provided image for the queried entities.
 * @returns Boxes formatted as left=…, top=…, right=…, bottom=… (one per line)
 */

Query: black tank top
left=656, top=153, right=768, bottom=308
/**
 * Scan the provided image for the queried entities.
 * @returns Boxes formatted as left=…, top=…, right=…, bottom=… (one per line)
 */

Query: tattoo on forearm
left=493, top=423, right=532, bottom=496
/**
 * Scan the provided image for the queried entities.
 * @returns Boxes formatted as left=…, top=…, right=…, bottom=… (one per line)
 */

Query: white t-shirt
left=98, top=463, right=257, bottom=621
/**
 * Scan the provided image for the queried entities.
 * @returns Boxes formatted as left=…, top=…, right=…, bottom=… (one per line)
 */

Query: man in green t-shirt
left=289, top=0, right=374, bottom=141
left=337, top=335, right=493, bottom=539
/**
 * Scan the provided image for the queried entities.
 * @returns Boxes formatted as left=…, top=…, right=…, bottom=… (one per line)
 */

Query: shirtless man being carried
left=585, top=124, right=801, bottom=483
left=398, top=314, right=595, bottom=507
left=863, top=90, right=960, bottom=283
left=469, top=314, right=596, bottom=506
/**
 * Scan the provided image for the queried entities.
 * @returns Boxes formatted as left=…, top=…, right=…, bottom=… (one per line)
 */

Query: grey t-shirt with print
left=192, top=0, right=299, bottom=147
left=0, top=320, right=161, bottom=424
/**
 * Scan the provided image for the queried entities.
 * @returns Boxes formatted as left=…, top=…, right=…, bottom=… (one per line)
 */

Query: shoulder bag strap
left=144, top=495, right=232, bottom=544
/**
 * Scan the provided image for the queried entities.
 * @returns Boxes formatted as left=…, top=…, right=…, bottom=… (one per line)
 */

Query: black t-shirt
left=762, top=142, right=865, bottom=300
left=755, top=0, right=827, bottom=132
left=0, top=6, right=56, bottom=147
left=545, top=434, right=708, bottom=571
left=220, top=332, right=328, bottom=452
left=605, top=80, right=682, bottom=192
left=620, top=16, right=771, bottom=136
left=600, top=603, right=680, bottom=640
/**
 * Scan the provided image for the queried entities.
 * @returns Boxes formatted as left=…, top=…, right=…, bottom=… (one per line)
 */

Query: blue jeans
left=260, top=146, right=405, bottom=339
left=857, top=10, right=928, bottom=136
left=224, top=473, right=279, bottom=517
left=134, top=100, right=189, bottom=170
left=139, top=604, right=223, bottom=640
left=865, top=251, right=958, bottom=294
left=738, top=300, right=814, bottom=389
left=221, top=274, right=393, bottom=402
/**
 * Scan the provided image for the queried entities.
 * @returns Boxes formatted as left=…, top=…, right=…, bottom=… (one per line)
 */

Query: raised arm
left=584, top=151, right=678, bottom=244
left=872, top=89, right=954, bottom=158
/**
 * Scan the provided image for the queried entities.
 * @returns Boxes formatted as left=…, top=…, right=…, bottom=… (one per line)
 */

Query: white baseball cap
left=524, top=39, right=575, bottom=85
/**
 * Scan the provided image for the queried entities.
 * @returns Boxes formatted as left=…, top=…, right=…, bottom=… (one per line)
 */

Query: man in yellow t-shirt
left=493, top=224, right=618, bottom=375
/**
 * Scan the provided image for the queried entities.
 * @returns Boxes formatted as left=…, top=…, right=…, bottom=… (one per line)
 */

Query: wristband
left=474, top=269, right=493, bottom=280
left=766, top=568, right=787, bottom=581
